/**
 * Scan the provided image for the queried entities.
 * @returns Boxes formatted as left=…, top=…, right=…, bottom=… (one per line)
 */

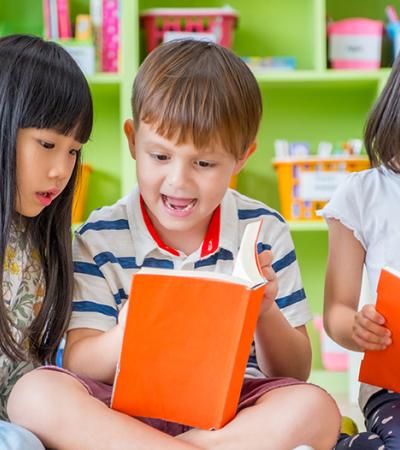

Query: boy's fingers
left=258, top=250, right=273, bottom=268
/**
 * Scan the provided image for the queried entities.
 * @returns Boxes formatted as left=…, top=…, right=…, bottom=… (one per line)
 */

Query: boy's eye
left=196, top=160, right=214, bottom=168
left=151, top=153, right=169, bottom=161
left=40, top=140, right=55, bottom=149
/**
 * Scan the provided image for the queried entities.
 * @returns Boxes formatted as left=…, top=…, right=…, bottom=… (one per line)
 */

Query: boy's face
left=125, top=120, right=254, bottom=251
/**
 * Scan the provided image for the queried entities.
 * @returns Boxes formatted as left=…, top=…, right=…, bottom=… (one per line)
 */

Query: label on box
left=163, top=31, right=217, bottom=44
left=298, top=171, right=349, bottom=201
left=329, top=35, right=381, bottom=61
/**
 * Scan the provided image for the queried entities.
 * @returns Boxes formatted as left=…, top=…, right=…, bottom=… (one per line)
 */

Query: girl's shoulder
left=333, top=166, right=399, bottom=200
left=347, top=165, right=400, bottom=185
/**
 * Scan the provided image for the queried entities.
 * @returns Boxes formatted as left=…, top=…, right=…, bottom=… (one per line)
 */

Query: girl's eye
left=70, top=148, right=81, bottom=156
left=196, top=160, right=214, bottom=168
left=40, top=140, right=54, bottom=149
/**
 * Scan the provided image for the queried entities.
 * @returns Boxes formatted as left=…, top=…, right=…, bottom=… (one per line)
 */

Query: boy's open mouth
left=162, top=195, right=197, bottom=211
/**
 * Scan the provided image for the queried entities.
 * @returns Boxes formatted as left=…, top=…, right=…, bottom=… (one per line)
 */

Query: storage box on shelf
left=140, top=7, right=238, bottom=53
left=273, top=156, right=370, bottom=221
left=327, top=18, right=384, bottom=69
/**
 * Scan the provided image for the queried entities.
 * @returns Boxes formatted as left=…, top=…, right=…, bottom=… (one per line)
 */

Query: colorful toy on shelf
left=272, top=139, right=370, bottom=220
left=75, top=14, right=93, bottom=41
left=241, top=56, right=296, bottom=71
left=140, top=7, right=238, bottom=54
left=327, top=18, right=384, bottom=69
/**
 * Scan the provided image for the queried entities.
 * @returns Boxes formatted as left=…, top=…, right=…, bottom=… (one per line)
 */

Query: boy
left=8, top=40, right=340, bottom=450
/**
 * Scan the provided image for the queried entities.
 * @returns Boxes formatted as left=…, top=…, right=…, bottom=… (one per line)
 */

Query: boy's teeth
left=164, top=196, right=195, bottom=210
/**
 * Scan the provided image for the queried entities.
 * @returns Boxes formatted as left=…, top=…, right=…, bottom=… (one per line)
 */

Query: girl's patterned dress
left=0, top=223, right=44, bottom=420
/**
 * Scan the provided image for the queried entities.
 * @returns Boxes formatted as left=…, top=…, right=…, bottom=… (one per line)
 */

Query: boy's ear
left=233, top=141, right=257, bottom=175
left=124, top=119, right=136, bottom=159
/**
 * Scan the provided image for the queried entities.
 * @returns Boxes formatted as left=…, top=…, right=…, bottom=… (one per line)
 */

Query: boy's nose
left=167, top=163, right=190, bottom=188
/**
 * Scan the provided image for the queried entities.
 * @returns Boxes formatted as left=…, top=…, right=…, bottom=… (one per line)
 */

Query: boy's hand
left=353, top=304, right=392, bottom=351
left=259, top=250, right=278, bottom=315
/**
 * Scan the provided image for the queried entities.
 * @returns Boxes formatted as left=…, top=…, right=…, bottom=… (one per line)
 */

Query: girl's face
left=15, top=128, right=82, bottom=217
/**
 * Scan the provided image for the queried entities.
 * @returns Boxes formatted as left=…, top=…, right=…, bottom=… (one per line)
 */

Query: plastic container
left=387, top=22, right=400, bottom=60
left=140, top=7, right=238, bottom=54
left=72, top=163, right=92, bottom=223
left=272, top=156, right=370, bottom=221
left=327, top=18, right=384, bottom=69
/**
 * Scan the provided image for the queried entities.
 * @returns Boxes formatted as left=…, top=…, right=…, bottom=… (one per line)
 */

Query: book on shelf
left=359, top=266, right=400, bottom=391
left=43, top=0, right=71, bottom=40
left=111, top=219, right=266, bottom=429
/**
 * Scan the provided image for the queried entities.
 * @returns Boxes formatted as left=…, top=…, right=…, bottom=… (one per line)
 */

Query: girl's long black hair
left=0, top=34, right=93, bottom=363
left=364, top=52, right=400, bottom=173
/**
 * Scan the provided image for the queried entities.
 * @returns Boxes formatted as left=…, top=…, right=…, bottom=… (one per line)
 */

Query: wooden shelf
left=254, top=69, right=390, bottom=84
left=87, top=73, right=122, bottom=85
left=288, top=220, right=328, bottom=231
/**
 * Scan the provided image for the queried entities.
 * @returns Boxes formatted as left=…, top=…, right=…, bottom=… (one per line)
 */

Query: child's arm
left=254, top=250, right=312, bottom=381
left=63, top=301, right=128, bottom=384
left=323, top=218, right=391, bottom=352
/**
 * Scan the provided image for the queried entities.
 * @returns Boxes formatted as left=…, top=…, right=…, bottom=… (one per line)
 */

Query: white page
left=232, top=220, right=265, bottom=287
left=137, top=221, right=265, bottom=288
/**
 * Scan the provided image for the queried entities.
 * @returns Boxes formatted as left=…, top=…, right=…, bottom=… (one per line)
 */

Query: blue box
left=387, top=22, right=400, bottom=60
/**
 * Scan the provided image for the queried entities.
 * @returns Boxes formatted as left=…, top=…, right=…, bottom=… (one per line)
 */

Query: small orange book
left=111, top=220, right=266, bottom=429
left=359, top=267, right=400, bottom=391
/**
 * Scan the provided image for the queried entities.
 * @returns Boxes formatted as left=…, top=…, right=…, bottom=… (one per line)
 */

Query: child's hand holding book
left=258, top=249, right=278, bottom=316
left=353, top=304, right=392, bottom=351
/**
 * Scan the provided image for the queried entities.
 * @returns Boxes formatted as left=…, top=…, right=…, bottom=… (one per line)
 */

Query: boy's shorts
left=38, top=365, right=305, bottom=436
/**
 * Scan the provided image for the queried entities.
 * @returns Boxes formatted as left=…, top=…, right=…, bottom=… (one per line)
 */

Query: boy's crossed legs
left=8, top=367, right=340, bottom=450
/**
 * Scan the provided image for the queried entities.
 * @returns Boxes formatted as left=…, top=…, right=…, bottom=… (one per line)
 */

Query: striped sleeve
left=259, top=217, right=312, bottom=327
left=69, top=231, right=119, bottom=332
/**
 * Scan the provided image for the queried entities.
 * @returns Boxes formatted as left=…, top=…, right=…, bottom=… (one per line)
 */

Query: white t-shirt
left=319, top=166, right=400, bottom=410
left=70, top=185, right=312, bottom=377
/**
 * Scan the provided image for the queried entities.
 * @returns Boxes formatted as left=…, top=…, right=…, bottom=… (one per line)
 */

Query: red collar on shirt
left=139, top=195, right=221, bottom=258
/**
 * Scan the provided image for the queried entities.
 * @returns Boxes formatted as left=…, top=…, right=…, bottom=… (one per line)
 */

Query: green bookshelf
left=2, top=0, right=397, bottom=373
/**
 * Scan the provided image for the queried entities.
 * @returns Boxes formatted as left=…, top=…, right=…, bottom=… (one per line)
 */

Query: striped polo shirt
left=70, top=185, right=312, bottom=373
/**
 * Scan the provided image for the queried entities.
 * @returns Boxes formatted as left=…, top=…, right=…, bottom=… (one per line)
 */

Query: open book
left=111, top=220, right=266, bottom=429
left=359, top=266, right=400, bottom=391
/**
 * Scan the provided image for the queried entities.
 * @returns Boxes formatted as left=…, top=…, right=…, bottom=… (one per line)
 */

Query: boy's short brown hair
left=132, top=39, right=262, bottom=160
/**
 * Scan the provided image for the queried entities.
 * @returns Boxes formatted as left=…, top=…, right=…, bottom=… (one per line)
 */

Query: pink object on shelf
left=57, top=0, right=72, bottom=39
left=102, top=0, right=119, bottom=72
left=140, top=7, right=238, bottom=54
left=327, top=18, right=384, bottom=69
left=314, top=316, right=348, bottom=371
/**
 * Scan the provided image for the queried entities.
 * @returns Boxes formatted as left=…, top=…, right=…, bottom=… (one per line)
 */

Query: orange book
left=111, top=220, right=266, bottom=429
left=359, top=267, right=400, bottom=391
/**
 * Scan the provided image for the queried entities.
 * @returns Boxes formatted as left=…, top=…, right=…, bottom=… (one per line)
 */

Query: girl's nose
left=48, top=155, right=73, bottom=181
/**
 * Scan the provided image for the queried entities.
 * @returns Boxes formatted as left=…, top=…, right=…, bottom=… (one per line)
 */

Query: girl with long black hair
left=0, top=34, right=92, bottom=449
